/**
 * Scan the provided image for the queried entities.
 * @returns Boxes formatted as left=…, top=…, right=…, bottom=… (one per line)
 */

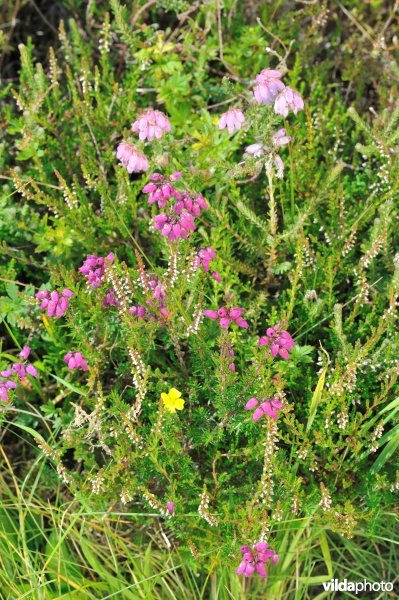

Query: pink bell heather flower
left=245, top=397, right=283, bottom=421
left=253, top=69, right=285, bottom=106
left=166, top=501, right=175, bottom=516
left=218, top=108, right=245, bottom=134
left=154, top=211, right=196, bottom=241
left=174, top=191, right=207, bottom=217
left=245, top=142, right=266, bottom=157
left=116, top=142, right=149, bottom=173
left=79, top=253, right=115, bottom=290
left=211, top=271, right=221, bottom=282
left=2, top=362, right=38, bottom=380
left=64, top=352, right=88, bottom=372
left=258, top=324, right=295, bottom=359
left=0, top=379, right=17, bottom=403
left=102, top=289, right=119, bottom=308
left=129, top=305, right=147, bottom=319
left=237, top=542, right=279, bottom=579
left=142, top=173, right=182, bottom=208
left=274, top=87, right=304, bottom=117
left=132, top=109, right=171, bottom=142
left=273, top=128, right=291, bottom=147
left=204, top=307, right=249, bottom=329
left=36, top=289, right=73, bottom=318
left=19, top=346, right=31, bottom=360
left=196, top=246, right=216, bottom=272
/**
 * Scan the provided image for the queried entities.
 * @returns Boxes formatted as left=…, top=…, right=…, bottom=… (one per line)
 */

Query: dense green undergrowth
left=1, top=1, right=399, bottom=598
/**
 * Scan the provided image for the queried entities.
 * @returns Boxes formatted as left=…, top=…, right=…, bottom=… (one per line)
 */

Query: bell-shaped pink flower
left=204, top=306, right=248, bottom=329
left=79, top=253, right=114, bottom=290
left=166, top=501, right=175, bottom=515
left=253, top=69, right=285, bottom=106
left=274, top=87, right=304, bottom=117
left=237, top=541, right=279, bottom=580
left=153, top=211, right=196, bottom=241
left=142, top=173, right=182, bottom=208
left=218, top=108, right=245, bottom=134
left=64, top=351, right=88, bottom=372
left=245, top=397, right=283, bottom=421
left=174, top=191, right=207, bottom=217
left=245, top=142, right=266, bottom=157
left=36, top=289, right=73, bottom=318
left=273, top=128, right=291, bottom=147
left=132, top=109, right=171, bottom=142
left=116, top=142, right=149, bottom=173
left=258, top=324, right=295, bottom=359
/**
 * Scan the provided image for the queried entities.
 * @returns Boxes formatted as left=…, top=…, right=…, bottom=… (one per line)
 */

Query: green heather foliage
left=0, top=1, right=399, bottom=597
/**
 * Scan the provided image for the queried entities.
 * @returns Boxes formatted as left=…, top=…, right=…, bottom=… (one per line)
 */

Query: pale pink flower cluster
left=253, top=68, right=304, bottom=117
left=195, top=247, right=221, bottom=282
left=116, top=142, right=149, bottom=173
left=132, top=109, right=171, bottom=141
left=218, top=108, right=245, bottom=134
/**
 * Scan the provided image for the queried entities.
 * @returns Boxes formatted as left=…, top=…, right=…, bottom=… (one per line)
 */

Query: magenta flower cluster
left=143, top=172, right=208, bottom=242
left=79, top=253, right=115, bottom=290
left=259, top=324, right=295, bottom=360
left=0, top=346, right=38, bottom=404
left=204, top=307, right=249, bottom=329
left=195, top=246, right=220, bottom=282
left=36, top=289, right=73, bottom=318
left=245, top=396, right=283, bottom=421
left=143, top=172, right=182, bottom=207
left=64, top=351, right=88, bottom=372
left=237, top=542, right=279, bottom=579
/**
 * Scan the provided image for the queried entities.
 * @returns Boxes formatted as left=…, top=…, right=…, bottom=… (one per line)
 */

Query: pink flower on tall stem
left=196, top=246, right=216, bottom=272
left=64, top=352, right=88, bottom=372
left=116, top=142, right=149, bottom=173
left=204, top=307, right=249, bottom=329
left=237, top=541, right=279, bottom=579
left=274, top=87, right=304, bottom=117
left=253, top=69, right=285, bottom=106
left=166, top=501, right=175, bottom=516
left=245, top=397, right=283, bottom=421
left=132, top=109, right=171, bottom=141
left=142, top=173, right=182, bottom=208
left=218, top=108, right=245, bottom=134
left=153, top=211, right=196, bottom=241
left=79, top=253, right=115, bottom=290
left=258, top=324, right=295, bottom=360
left=36, top=289, right=73, bottom=318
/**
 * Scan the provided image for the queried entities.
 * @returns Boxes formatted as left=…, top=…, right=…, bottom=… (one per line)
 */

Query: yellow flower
left=161, top=388, right=185, bottom=413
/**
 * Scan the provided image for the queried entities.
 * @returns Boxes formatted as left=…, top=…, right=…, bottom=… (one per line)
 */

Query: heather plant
left=1, top=1, right=399, bottom=597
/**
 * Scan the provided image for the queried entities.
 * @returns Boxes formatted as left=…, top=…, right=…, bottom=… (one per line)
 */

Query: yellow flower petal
left=169, top=388, right=181, bottom=400
left=174, top=398, right=185, bottom=411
